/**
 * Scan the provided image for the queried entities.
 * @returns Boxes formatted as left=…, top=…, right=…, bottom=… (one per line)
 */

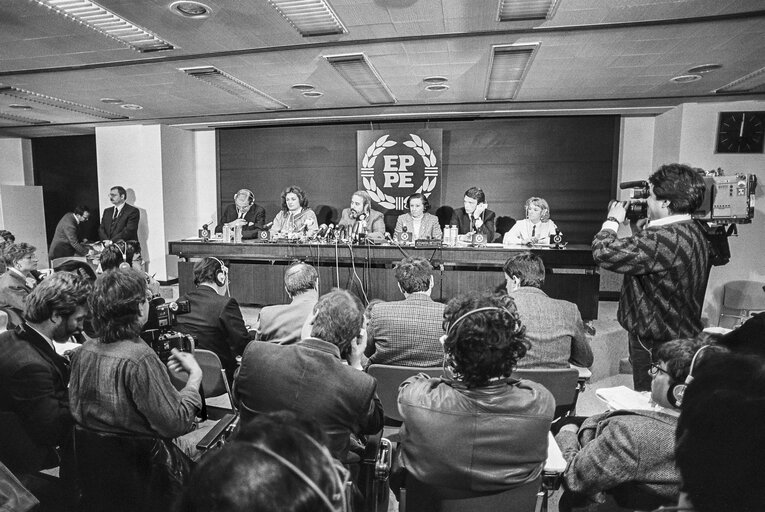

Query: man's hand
left=228, top=218, right=247, bottom=227
left=473, top=202, right=488, bottom=220
left=607, top=201, right=627, bottom=224
left=167, top=348, right=202, bottom=378
left=348, top=328, right=367, bottom=370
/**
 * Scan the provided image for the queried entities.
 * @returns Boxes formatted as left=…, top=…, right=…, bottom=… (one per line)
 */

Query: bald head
left=284, top=262, right=318, bottom=297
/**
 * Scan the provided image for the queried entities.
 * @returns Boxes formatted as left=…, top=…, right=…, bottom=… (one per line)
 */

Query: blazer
left=49, top=212, right=89, bottom=260
left=394, top=213, right=443, bottom=240
left=450, top=207, right=496, bottom=242
left=215, top=203, right=266, bottom=239
left=256, top=290, right=318, bottom=345
left=98, top=203, right=139, bottom=242
left=337, top=208, right=386, bottom=241
left=0, top=270, right=33, bottom=311
left=509, top=287, right=593, bottom=369
left=0, top=324, right=72, bottom=464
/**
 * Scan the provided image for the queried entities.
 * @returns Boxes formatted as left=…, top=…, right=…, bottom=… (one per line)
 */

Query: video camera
left=140, top=298, right=194, bottom=364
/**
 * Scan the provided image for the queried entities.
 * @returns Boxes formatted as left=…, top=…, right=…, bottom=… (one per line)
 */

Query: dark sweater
left=592, top=220, right=710, bottom=341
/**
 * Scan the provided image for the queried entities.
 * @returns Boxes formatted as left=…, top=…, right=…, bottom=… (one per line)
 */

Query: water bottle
left=443, top=225, right=452, bottom=246
left=234, top=224, right=243, bottom=243
left=222, top=225, right=231, bottom=243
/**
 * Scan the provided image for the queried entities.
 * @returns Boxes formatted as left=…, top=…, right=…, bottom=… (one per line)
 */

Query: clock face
left=716, top=111, right=765, bottom=153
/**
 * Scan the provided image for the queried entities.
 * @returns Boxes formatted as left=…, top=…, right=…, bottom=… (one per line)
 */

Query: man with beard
left=337, top=190, right=386, bottom=242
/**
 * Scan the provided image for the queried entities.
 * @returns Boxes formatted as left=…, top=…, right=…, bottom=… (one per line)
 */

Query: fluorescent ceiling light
left=31, top=0, right=175, bottom=52
left=715, top=66, right=765, bottom=94
left=497, top=0, right=560, bottom=21
left=0, top=86, right=128, bottom=119
left=268, top=0, right=347, bottom=37
left=324, top=53, right=396, bottom=105
left=0, top=112, right=51, bottom=125
left=485, top=43, right=539, bottom=101
left=179, top=66, right=289, bottom=110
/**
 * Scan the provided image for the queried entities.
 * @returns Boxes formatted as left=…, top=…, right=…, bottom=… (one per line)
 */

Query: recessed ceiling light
left=291, top=84, right=315, bottom=91
left=302, top=91, right=323, bottom=97
left=485, top=43, right=540, bottom=101
left=0, top=85, right=128, bottom=120
left=179, top=66, right=289, bottom=110
left=268, top=0, right=347, bottom=37
left=169, top=1, right=212, bottom=19
left=423, top=76, right=448, bottom=85
left=8, top=104, right=33, bottom=110
left=100, top=98, right=124, bottom=104
left=670, top=74, right=702, bottom=84
left=425, top=84, right=449, bottom=92
left=715, top=66, right=765, bottom=94
left=324, top=53, right=396, bottom=105
left=687, top=64, right=722, bottom=74
left=120, top=103, right=144, bottom=110
left=0, top=112, right=50, bottom=125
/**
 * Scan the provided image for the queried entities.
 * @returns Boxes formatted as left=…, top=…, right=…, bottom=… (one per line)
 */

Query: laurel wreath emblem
left=361, top=133, right=438, bottom=209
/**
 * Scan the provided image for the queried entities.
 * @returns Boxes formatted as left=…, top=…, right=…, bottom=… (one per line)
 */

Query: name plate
left=415, top=239, right=443, bottom=248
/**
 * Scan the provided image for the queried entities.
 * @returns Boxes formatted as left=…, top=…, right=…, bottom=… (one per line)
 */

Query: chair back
left=366, top=365, right=442, bottom=424
left=401, top=472, right=541, bottom=512
left=168, top=349, right=235, bottom=411
left=719, top=280, right=765, bottom=328
left=512, top=367, right=580, bottom=418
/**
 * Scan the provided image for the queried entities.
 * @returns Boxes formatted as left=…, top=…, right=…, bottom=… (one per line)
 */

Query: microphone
left=326, top=223, right=335, bottom=240
left=264, top=222, right=274, bottom=230
left=317, top=224, right=329, bottom=237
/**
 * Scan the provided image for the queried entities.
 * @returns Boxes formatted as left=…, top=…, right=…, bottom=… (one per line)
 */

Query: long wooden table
left=168, top=241, right=601, bottom=320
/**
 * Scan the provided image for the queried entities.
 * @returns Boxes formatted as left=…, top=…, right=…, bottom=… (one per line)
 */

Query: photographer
left=592, top=163, right=710, bottom=391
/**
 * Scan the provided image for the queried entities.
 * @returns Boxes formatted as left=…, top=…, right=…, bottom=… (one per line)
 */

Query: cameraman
left=592, top=163, right=710, bottom=391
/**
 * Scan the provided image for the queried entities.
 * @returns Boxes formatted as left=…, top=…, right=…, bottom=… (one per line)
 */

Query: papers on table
left=54, top=341, right=81, bottom=356
left=595, top=386, right=659, bottom=412
left=545, top=432, right=566, bottom=473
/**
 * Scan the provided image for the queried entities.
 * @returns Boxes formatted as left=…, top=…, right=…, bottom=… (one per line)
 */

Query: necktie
left=531, top=225, right=536, bottom=238
left=113, top=208, right=119, bottom=220
left=238, top=209, right=245, bottom=219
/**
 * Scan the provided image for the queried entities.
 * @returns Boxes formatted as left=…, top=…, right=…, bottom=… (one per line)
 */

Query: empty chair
left=512, top=367, right=581, bottom=419
left=718, top=280, right=765, bottom=328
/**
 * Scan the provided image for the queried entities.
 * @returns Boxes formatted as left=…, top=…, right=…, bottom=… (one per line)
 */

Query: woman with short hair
left=504, top=196, right=558, bottom=245
left=394, top=193, right=442, bottom=241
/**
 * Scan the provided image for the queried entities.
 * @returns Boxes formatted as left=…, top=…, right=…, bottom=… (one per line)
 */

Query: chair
left=718, top=280, right=765, bottom=328
left=169, top=348, right=236, bottom=419
left=512, top=368, right=581, bottom=419
left=399, top=471, right=542, bottom=512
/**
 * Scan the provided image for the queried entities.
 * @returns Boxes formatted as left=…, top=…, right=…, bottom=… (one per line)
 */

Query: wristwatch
left=607, top=216, right=621, bottom=223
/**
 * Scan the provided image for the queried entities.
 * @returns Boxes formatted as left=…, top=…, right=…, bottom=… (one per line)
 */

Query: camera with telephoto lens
left=140, top=298, right=194, bottom=364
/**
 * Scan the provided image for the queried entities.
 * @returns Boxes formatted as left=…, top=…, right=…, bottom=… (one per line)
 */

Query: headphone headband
left=447, top=306, right=513, bottom=336
left=671, top=344, right=720, bottom=408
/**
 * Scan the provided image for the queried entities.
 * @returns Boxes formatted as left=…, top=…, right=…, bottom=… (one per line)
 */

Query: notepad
left=595, top=386, right=657, bottom=411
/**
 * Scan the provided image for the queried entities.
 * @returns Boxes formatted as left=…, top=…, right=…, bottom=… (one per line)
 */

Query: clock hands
left=740, top=113, right=745, bottom=138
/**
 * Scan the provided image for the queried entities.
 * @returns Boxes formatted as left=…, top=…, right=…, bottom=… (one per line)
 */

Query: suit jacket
left=509, top=287, right=593, bottom=369
left=0, top=324, right=72, bottom=466
left=394, top=213, right=443, bottom=240
left=256, top=290, right=318, bottom=345
left=0, top=270, right=33, bottom=312
left=215, top=203, right=266, bottom=239
left=450, top=207, right=496, bottom=242
left=367, top=293, right=445, bottom=367
left=337, top=208, right=385, bottom=241
left=98, top=203, right=139, bottom=242
left=49, top=212, right=89, bottom=260
left=174, top=286, right=253, bottom=382
left=234, top=337, right=383, bottom=460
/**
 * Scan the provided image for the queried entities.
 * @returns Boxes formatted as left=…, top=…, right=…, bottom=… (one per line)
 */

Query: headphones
left=669, top=344, right=718, bottom=408
left=208, top=257, right=228, bottom=287
left=234, top=189, right=255, bottom=206
left=441, top=306, right=514, bottom=344
left=115, top=241, right=131, bottom=270
left=525, top=197, right=550, bottom=222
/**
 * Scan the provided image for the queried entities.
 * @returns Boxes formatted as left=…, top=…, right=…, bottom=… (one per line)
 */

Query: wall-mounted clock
left=716, top=111, right=765, bottom=154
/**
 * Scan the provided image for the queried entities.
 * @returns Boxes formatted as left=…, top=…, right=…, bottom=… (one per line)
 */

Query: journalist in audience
left=396, top=291, right=554, bottom=492
left=270, top=186, right=319, bottom=239
left=256, top=261, right=319, bottom=345
left=68, top=269, right=203, bottom=456
left=555, top=337, right=713, bottom=508
left=503, top=252, right=592, bottom=368
left=176, top=411, right=349, bottom=512
left=504, top=197, right=558, bottom=245
left=366, top=257, right=445, bottom=367
left=393, top=193, right=442, bottom=241
left=0, top=242, right=40, bottom=311
left=124, top=239, right=161, bottom=298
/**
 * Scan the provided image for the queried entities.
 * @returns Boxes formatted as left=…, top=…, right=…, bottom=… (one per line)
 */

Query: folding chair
left=512, top=367, right=580, bottom=420
left=718, top=280, right=765, bottom=329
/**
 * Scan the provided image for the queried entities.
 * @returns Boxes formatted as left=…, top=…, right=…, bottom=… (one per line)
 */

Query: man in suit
left=256, top=261, right=318, bottom=345
left=0, top=272, right=91, bottom=472
left=98, top=186, right=139, bottom=242
left=450, top=186, right=496, bottom=242
left=337, top=190, right=386, bottom=242
left=235, top=289, right=383, bottom=461
left=175, top=257, right=254, bottom=383
left=49, top=205, right=91, bottom=261
left=215, top=188, right=266, bottom=240
left=504, top=252, right=593, bottom=369
left=0, top=243, right=40, bottom=313
left=366, top=257, right=445, bottom=367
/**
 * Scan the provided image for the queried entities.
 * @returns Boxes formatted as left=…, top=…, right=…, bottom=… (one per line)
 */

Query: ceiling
left=1, top=0, right=764, bottom=138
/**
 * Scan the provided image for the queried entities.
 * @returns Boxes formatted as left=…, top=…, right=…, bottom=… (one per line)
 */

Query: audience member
left=68, top=269, right=203, bottom=454
left=450, top=186, right=496, bottom=241
left=393, top=193, right=442, bottom=241
left=176, top=411, right=349, bottom=512
left=555, top=337, right=710, bottom=507
left=0, top=243, right=40, bottom=312
left=592, top=164, right=710, bottom=391
left=124, top=239, right=161, bottom=297
left=337, top=190, right=385, bottom=242
left=98, top=243, right=129, bottom=272
left=235, top=289, right=383, bottom=460
left=215, top=188, right=266, bottom=239
left=503, top=252, right=592, bottom=368
left=673, top=352, right=765, bottom=512
left=270, top=186, right=319, bottom=239
left=49, top=206, right=91, bottom=260
left=98, top=186, right=139, bottom=242
left=256, top=261, right=319, bottom=345
left=396, top=291, right=554, bottom=492
left=175, top=257, right=253, bottom=382
left=0, top=231, right=15, bottom=275
left=0, top=272, right=91, bottom=472
left=366, top=257, right=445, bottom=367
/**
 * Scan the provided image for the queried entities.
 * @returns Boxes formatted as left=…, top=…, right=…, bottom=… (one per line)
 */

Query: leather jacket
left=398, top=375, right=554, bottom=492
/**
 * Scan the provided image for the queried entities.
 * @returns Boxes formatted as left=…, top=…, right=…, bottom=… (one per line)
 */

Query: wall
left=0, top=138, right=33, bottom=186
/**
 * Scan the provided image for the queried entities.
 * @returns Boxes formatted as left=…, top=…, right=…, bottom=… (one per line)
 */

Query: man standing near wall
left=592, top=163, right=710, bottom=391
left=98, top=186, right=139, bottom=242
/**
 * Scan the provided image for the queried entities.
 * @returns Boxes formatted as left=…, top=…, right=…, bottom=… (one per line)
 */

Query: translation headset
left=440, top=306, right=514, bottom=345
left=669, top=344, right=719, bottom=408
left=115, top=241, right=131, bottom=270
left=234, top=189, right=255, bottom=205
left=208, top=256, right=228, bottom=287
left=525, top=198, right=550, bottom=222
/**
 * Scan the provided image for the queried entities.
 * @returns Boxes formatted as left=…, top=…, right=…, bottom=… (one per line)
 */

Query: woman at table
left=270, top=186, right=319, bottom=239
left=504, top=197, right=558, bottom=246
left=394, top=193, right=442, bottom=241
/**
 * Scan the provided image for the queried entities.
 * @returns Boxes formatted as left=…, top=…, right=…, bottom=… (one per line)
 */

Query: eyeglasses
left=648, top=363, right=670, bottom=377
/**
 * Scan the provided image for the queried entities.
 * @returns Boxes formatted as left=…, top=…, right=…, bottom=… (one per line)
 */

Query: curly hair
left=648, top=163, right=706, bottom=214
left=524, top=197, right=551, bottom=222
left=280, top=186, right=309, bottom=213
left=89, top=269, right=147, bottom=344
left=442, top=292, right=528, bottom=388
left=394, top=257, right=432, bottom=293
left=3, top=242, right=36, bottom=267
left=24, top=271, right=92, bottom=323
left=310, top=289, right=363, bottom=358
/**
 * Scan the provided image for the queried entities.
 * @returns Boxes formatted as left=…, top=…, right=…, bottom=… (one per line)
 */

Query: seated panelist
left=269, top=186, right=318, bottom=239
left=394, top=193, right=442, bottom=241
left=504, top=197, right=558, bottom=246
left=215, top=188, right=266, bottom=239
left=450, top=187, right=496, bottom=241
left=337, top=190, right=385, bottom=242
